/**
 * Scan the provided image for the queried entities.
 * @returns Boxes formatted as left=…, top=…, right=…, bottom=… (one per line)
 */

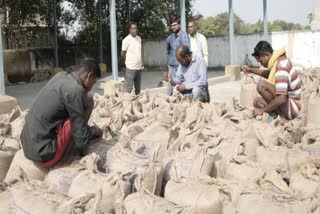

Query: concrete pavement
left=4, top=70, right=241, bottom=110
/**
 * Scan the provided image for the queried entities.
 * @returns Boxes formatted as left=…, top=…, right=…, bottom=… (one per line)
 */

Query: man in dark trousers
left=21, top=58, right=103, bottom=167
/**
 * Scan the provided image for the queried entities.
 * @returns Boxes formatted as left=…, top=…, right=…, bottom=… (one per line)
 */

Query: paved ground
left=209, top=80, right=241, bottom=102
left=5, top=70, right=241, bottom=110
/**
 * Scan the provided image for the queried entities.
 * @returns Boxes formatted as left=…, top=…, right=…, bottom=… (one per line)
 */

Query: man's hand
left=163, top=72, right=169, bottom=82
left=176, top=84, right=186, bottom=92
left=241, top=65, right=252, bottom=74
left=163, top=72, right=172, bottom=82
left=90, top=126, right=103, bottom=139
left=253, top=108, right=264, bottom=116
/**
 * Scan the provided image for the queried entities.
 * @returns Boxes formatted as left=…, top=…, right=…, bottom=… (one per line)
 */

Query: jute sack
left=9, top=110, right=27, bottom=141
left=45, top=167, right=80, bottom=195
left=290, top=164, right=320, bottom=199
left=241, top=121, right=260, bottom=161
left=239, top=74, right=259, bottom=109
left=5, top=150, right=48, bottom=184
left=104, top=145, right=163, bottom=195
left=236, top=190, right=320, bottom=214
left=164, top=176, right=228, bottom=214
left=84, top=140, right=114, bottom=170
left=256, top=146, right=309, bottom=177
left=0, top=190, right=11, bottom=214
left=0, top=137, right=20, bottom=180
left=9, top=181, right=94, bottom=214
left=68, top=153, right=131, bottom=213
left=301, top=89, right=311, bottom=127
left=224, top=156, right=265, bottom=182
left=301, top=131, right=320, bottom=160
left=307, top=88, right=320, bottom=129
left=129, top=120, right=179, bottom=161
left=254, top=122, right=279, bottom=148
left=0, top=122, right=10, bottom=137
left=163, top=144, right=215, bottom=184
left=69, top=172, right=131, bottom=213
left=45, top=153, right=101, bottom=195
left=211, top=135, right=244, bottom=178
left=300, top=69, right=319, bottom=127
left=0, top=150, right=14, bottom=181
left=123, top=192, right=192, bottom=214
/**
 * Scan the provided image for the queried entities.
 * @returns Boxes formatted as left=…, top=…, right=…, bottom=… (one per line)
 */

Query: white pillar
left=53, top=0, right=58, bottom=67
left=228, top=0, right=235, bottom=64
left=109, top=0, right=118, bottom=80
left=180, top=0, right=186, bottom=32
left=98, top=0, right=103, bottom=64
left=0, top=22, right=5, bottom=95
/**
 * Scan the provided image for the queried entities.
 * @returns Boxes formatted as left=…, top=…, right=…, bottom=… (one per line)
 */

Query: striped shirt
left=275, top=55, right=301, bottom=119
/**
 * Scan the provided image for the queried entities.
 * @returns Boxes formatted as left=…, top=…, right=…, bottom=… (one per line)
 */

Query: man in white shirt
left=188, top=20, right=208, bottom=66
left=121, top=22, right=143, bottom=95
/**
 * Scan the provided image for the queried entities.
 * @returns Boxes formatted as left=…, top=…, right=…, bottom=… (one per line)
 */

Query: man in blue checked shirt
left=165, top=45, right=209, bottom=103
left=165, top=16, right=190, bottom=95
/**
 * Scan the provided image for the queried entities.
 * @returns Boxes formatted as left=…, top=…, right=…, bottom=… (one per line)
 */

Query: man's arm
left=64, top=88, right=92, bottom=147
left=121, top=38, right=128, bottom=63
left=185, top=58, right=207, bottom=90
left=166, top=36, right=171, bottom=65
left=141, top=38, right=144, bottom=68
left=241, top=65, right=269, bottom=78
left=201, top=35, right=209, bottom=65
left=121, top=50, right=127, bottom=63
left=170, top=65, right=183, bottom=86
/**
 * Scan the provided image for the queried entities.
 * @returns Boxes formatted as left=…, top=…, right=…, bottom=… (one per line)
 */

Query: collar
left=174, top=30, right=182, bottom=37
left=189, top=32, right=198, bottom=38
left=70, top=72, right=85, bottom=89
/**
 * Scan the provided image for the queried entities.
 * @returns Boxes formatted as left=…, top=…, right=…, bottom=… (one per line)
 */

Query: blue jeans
left=167, top=65, right=178, bottom=95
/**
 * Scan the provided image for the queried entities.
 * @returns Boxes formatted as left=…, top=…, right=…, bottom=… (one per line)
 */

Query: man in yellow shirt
left=187, top=20, right=208, bottom=66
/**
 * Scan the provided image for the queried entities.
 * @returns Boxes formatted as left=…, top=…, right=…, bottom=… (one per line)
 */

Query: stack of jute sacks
left=1, top=69, right=320, bottom=214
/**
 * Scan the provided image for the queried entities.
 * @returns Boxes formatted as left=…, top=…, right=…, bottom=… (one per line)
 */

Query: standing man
left=165, top=45, right=209, bottom=103
left=121, top=22, right=143, bottom=95
left=241, top=41, right=301, bottom=120
left=188, top=20, right=208, bottom=66
left=21, top=58, right=103, bottom=167
left=166, top=17, right=189, bottom=95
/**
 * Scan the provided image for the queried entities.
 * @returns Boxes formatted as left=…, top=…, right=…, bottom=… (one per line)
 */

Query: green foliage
left=196, top=12, right=311, bottom=37
left=0, top=0, right=63, bottom=27
left=198, top=12, right=245, bottom=36
left=68, top=0, right=195, bottom=45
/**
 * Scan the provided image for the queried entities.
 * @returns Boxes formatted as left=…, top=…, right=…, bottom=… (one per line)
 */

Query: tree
left=0, top=0, right=63, bottom=26
left=0, top=0, right=65, bottom=48
left=196, top=13, right=311, bottom=37
left=69, top=0, right=195, bottom=46
left=197, top=12, right=246, bottom=36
